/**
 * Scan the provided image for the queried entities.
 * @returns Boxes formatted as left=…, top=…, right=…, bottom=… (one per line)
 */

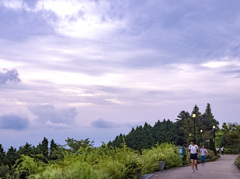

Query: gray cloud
left=0, top=4, right=55, bottom=41
left=92, top=118, right=116, bottom=128
left=28, top=105, right=77, bottom=126
left=0, top=69, right=20, bottom=84
left=0, top=114, right=29, bottom=130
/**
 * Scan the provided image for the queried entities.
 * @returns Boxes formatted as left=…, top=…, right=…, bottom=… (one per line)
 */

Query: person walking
left=188, top=140, right=198, bottom=173
left=221, top=146, right=224, bottom=155
left=216, top=147, right=219, bottom=154
left=200, top=145, right=208, bottom=166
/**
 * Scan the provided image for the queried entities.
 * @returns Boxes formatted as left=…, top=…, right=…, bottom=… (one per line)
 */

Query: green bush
left=32, top=161, right=97, bottom=179
left=185, top=152, right=190, bottom=165
left=0, top=165, right=9, bottom=179
left=16, top=143, right=184, bottom=179
left=206, top=150, right=220, bottom=162
left=206, top=150, right=215, bottom=160
left=224, top=148, right=239, bottom=154
left=141, top=143, right=182, bottom=174
left=94, top=144, right=137, bottom=179
left=234, top=156, right=240, bottom=169
left=31, top=144, right=138, bottom=179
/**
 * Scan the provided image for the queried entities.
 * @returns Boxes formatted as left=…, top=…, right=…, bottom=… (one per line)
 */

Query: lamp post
left=192, top=114, right=196, bottom=141
left=200, top=129, right=203, bottom=146
left=213, top=126, right=216, bottom=141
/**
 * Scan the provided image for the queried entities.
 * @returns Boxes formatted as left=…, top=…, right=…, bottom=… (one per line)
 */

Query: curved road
left=151, top=155, right=240, bottom=179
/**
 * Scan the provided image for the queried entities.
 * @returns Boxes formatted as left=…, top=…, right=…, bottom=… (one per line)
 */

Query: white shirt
left=188, top=144, right=198, bottom=154
left=200, top=148, right=207, bottom=156
left=221, top=147, right=224, bottom=151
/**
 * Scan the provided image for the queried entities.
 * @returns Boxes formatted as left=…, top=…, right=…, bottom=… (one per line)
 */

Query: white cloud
left=202, top=61, right=231, bottom=68
left=1, top=0, right=24, bottom=9
left=105, top=98, right=124, bottom=104
left=45, top=120, right=71, bottom=128
left=35, top=0, right=126, bottom=38
left=0, top=0, right=31, bottom=11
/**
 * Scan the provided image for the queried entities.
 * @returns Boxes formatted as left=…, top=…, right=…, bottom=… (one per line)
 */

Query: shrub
left=205, top=150, right=220, bottom=162
left=32, top=157, right=97, bottom=179
left=0, top=165, right=9, bottom=178
left=20, top=143, right=184, bottom=179
left=224, top=148, right=239, bottom=154
left=141, top=143, right=182, bottom=174
left=234, top=156, right=240, bottom=169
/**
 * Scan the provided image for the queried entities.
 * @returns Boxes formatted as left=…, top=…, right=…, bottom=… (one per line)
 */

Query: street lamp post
left=200, top=129, right=203, bottom=146
left=192, top=114, right=196, bottom=141
left=213, top=126, right=216, bottom=141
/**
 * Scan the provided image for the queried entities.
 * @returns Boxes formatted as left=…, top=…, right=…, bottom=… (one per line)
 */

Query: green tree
left=17, top=142, right=33, bottom=156
left=175, top=111, right=191, bottom=145
left=41, top=137, right=49, bottom=158
left=65, top=138, right=94, bottom=153
left=5, top=146, right=18, bottom=168
left=202, top=103, right=219, bottom=130
left=49, top=139, right=58, bottom=160
left=209, top=139, right=217, bottom=155
left=0, top=144, right=5, bottom=166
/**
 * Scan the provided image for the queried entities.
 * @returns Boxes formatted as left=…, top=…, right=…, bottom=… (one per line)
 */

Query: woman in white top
left=200, top=145, right=208, bottom=166
left=188, top=140, right=198, bottom=173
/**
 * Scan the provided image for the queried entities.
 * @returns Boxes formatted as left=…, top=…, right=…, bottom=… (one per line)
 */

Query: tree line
left=0, top=138, right=57, bottom=176
left=0, top=137, right=93, bottom=178
left=108, top=103, right=220, bottom=150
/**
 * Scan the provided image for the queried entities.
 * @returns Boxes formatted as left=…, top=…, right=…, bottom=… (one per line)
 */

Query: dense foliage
left=0, top=138, right=58, bottom=179
left=0, top=140, right=182, bottom=179
left=234, top=156, right=240, bottom=169
left=108, top=120, right=178, bottom=151
left=109, top=103, right=220, bottom=150
left=215, top=122, right=240, bottom=154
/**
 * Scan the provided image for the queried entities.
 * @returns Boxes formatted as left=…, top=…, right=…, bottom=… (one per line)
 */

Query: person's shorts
left=190, top=153, right=198, bottom=160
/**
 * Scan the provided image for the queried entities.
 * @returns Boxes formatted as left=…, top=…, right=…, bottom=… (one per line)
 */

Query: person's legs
left=201, top=156, right=204, bottom=165
left=202, top=156, right=206, bottom=166
left=191, top=159, right=194, bottom=172
left=194, top=159, right=198, bottom=171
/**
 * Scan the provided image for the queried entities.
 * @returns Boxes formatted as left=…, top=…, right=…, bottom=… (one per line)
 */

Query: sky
left=0, top=0, right=240, bottom=150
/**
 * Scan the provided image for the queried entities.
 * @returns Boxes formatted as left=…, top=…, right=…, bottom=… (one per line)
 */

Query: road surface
left=151, top=155, right=240, bottom=179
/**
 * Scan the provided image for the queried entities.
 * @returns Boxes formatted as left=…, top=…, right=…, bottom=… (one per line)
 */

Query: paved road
left=151, top=155, right=240, bottom=179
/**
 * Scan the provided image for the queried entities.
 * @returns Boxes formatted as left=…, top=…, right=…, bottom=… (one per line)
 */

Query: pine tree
left=41, top=137, right=49, bottom=158
left=0, top=144, right=5, bottom=166
left=143, top=123, right=154, bottom=149
left=17, top=142, right=33, bottom=156
left=4, top=146, right=18, bottom=168
left=175, top=111, right=190, bottom=145
left=202, top=103, right=219, bottom=130
left=49, top=139, right=57, bottom=156
left=209, top=139, right=217, bottom=155
left=49, top=139, right=58, bottom=160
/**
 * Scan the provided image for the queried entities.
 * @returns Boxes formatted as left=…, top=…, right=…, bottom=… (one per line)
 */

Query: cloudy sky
left=0, top=0, right=240, bottom=149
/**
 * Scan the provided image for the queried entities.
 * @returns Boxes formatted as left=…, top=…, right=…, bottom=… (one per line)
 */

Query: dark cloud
left=28, top=105, right=77, bottom=126
left=0, top=69, right=21, bottom=84
left=0, top=114, right=29, bottom=130
left=92, top=118, right=116, bottom=128
left=223, top=69, right=240, bottom=74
